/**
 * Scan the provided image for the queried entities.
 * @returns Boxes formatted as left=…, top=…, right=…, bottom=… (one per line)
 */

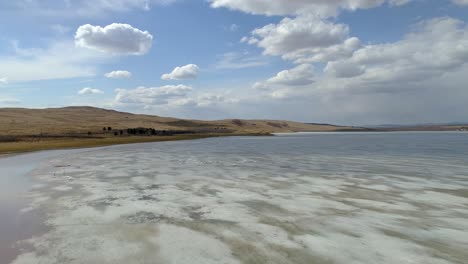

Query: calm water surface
left=1, top=132, right=468, bottom=264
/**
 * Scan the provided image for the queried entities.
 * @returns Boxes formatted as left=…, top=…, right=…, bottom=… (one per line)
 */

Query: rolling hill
left=0, top=106, right=354, bottom=136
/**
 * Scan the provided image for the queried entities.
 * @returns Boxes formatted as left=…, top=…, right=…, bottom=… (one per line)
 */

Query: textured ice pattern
left=11, top=134, right=468, bottom=264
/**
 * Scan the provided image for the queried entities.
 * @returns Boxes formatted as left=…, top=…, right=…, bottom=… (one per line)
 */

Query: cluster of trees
left=127, top=128, right=157, bottom=135
left=126, top=128, right=192, bottom=136
left=93, top=125, right=231, bottom=137
left=95, top=126, right=195, bottom=137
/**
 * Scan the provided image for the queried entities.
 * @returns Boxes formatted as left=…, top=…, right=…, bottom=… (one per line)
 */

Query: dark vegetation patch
left=0, top=136, right=18, bottom=142
left=184, top=206, right=206, bottom=220
left=138, top=195, right=159, bottom=201
left=89, top=197, right=120, bottom=210
left=125, top=211, right=165, bottom=224
left=267, top=122, right=289, bottom=128
left=232, top=119, right=244, bottom=126
left=125, top=127, right=194, bottom=136
left=240, top=200, right=290, bottom=215
left=166, top=120, right=219, bottom=128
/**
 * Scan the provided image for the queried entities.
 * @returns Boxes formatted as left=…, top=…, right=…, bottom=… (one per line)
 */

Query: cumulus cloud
left=115, top=85, right=192, bottom=106
left=78, top=87, right=104, bottom=95
left=209, top=0, right=412, bottom=17
left=161, top=64, right=200, bottom=80
left=0, top=77, right=8, bottom=84
left=75, top=23, right=153, bottom=55
left=242, top=15, right=361, bottom=64
left=254, top=64, right=315, bottom=89
left=324, top=61, right=365, bottom=78
left=251, top=17, right=468, bottom=96
left=246, top=17, right=468, bottom=123
left=105, top=70, right=132, bottom=79
left=320, top=17, right=468, bottom=93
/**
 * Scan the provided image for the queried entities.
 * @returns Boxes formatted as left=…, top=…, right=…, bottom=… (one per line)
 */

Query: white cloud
left=285, top=37, right=361, bottom=64
left=244, top=17, right=468, bottom=124
left=75, top=23, right=153, bottom=55
left=247, top=15, right=468, bottom=101
left=161, top=64, right=200, bottom=80
left=215, top=52, right=268, bottom=69
left=170, top=93, right=238, bottom=108
left=0, top=77, right=8, bottom=84
left=243, top=15, right=361, bottom=63
left=324, top=61, right=365, bottom=78
left=320, top=17, right=468, bottom=93
left=78, top=87, right=104, bottom=95
left=114, top=84, right=240, bottom=111
left=0, top=41, right=108, bottom=82
left=452, top=0, right=468, bottom=6
left=209, top=0, right=412, bottom=17
left=115, top=85, right=192, bottom=106
left=105, top=70, right=132, bottom=79
left=254, top=64, right=315, bottom=89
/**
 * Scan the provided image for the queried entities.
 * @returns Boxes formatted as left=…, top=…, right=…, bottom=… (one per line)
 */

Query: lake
left=2, top=132, right=468, bottom=264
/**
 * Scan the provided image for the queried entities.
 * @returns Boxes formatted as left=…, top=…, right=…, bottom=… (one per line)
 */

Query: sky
left=0, top=0, right=468, bottom=125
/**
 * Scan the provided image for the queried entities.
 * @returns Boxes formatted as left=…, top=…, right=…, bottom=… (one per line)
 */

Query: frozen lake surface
left=3, top=132, right=468, bottom=264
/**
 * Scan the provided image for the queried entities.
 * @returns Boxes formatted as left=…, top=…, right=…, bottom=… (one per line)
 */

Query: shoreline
left=2, top=130, right=465, bottom=157
left=0, top=134, right=216, bottom=156
left=0, top=133, right=273, bottom=157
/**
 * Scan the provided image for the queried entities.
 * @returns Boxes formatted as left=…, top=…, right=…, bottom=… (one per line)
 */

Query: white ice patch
left=154, top=224, right=240, bottom=264
left=11, top=139, right=468, bottom=264
left=295, top=232, right=452, bottom=264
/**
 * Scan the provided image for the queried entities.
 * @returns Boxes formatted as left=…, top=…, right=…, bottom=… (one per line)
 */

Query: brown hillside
left=0, top=106, right=352, bottom=136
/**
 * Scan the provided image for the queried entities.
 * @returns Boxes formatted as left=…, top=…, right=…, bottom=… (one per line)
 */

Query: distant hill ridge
left=0, top=106, right=353, bottom=136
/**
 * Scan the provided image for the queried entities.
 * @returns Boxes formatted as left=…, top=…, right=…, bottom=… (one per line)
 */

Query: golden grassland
left=0, top=106, right=353, bottom=136
left=0, top=106, right=356, bottom=155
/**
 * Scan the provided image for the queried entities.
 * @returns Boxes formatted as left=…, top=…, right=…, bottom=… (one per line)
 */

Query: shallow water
left=2, top=132, right=468, bottom=264
left=0, top=149, right=86, bottom=263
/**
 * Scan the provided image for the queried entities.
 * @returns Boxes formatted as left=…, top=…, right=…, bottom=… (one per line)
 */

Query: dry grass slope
left=0, top=106, right=359, bottom=155
left=0, top=106, right=353, bottom=136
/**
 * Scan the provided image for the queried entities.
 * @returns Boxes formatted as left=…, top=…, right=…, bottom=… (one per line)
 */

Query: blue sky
left=0, top=0, right=468, bottom=125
